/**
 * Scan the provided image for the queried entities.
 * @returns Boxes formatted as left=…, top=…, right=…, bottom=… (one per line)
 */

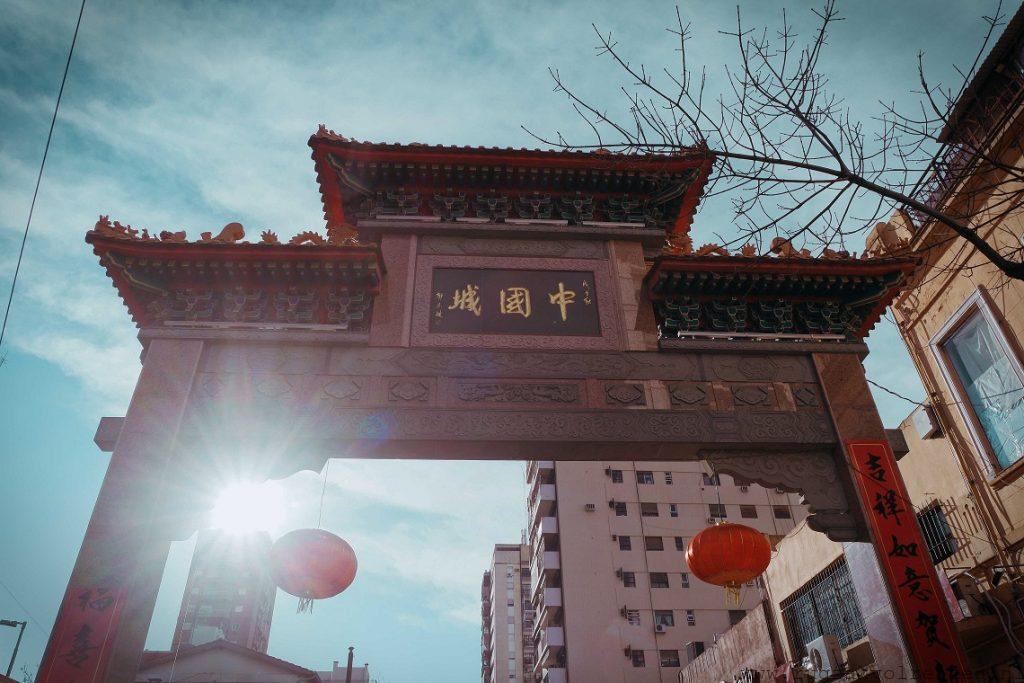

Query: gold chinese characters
left=437, top=282, right=584, bottom=321
left=500, top=287, right=532, bottom=318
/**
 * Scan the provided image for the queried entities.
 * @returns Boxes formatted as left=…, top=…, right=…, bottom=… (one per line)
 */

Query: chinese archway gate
left=40, top=126, right=969, bottom=681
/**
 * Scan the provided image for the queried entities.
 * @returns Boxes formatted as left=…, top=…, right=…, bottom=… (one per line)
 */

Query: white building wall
left=528, top=460, right=804, bottom=683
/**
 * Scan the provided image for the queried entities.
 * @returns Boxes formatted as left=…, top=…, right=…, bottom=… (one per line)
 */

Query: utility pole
left=345, top=646, right=354, bottom=683
left=1, top=619, right=26, bottom=678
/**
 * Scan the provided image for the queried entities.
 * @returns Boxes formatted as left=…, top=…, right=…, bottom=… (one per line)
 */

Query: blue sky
left=0, top=0, right=1002, bottom=681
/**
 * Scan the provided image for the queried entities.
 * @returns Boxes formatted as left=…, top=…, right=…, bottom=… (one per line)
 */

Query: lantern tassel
left=725, top=583, right=741, bottom=607
left=297, top=597, right=314, bottom=613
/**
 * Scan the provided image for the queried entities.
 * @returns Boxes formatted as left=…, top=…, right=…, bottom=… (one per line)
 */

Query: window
left=936, top=294, right=1024, bottom=471
left=631, top=650, right=646, bottom=667
left=669, top=503, right=679, bottom=518
left=675, top=536, right=685, bottom=551
left=781, top=558, right=867, bottom=659
left=641, top=502, right=659, bottom=517
left=729, top=609, right=746, bottom=626
left=686, top=609, right=696, bottom=626
left=664, top=471, right=673, bottom=484
left=645, top=536, right=664, bottom=551
left=636, top=470, right=655, bottom=485
left=681, top=572, right=690, bottom=588
left=614, top=502, right=628, bottom=516
left=773, top=505, right=792, bottom=519
left=708, top=503, right=727, bottom=520
left=660, top=650, right=681, bottom=668
left=733, top=477, right=750, bottom=487
left=610, top=469, right=624, bottom=483
left=918, top=505, right=958, bottom=564
left=618, top=535, right=632, bottom=551
left=702, top=473, right=720, bottom=486
left=740, top=505, right=758, bottom=519
left=654, top=610, right=675, bottom=627
left=650, top=572, right=670, bottom=588
left=622, top=571, right=637, bottom=588
left=626, top=609, right=641, bottom=626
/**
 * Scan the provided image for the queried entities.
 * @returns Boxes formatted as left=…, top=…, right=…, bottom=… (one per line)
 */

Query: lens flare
left=210, top=480, right=286, bottom=534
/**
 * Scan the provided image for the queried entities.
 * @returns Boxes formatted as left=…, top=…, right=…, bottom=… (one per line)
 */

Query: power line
left=0, top=0, right=87, bottom=356
left=0, top=576, right=49, bottom=638
left=866, top=377, right=924, bottom=407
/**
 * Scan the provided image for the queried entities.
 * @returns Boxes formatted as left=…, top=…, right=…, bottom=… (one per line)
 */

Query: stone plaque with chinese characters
left=430, top=268, right=600, bottom=335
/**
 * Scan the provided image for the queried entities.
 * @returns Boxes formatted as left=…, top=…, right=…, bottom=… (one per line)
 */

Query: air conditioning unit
left=623, top=646, right=632, bottom=658
left=655, top=623, right=668, bottom=634
left=585, top=503, right=596, bottom=512
left=806, top=634, right=843, bottom=681
left=739, top=486, right=749, bottom=493
left=775, top=487, right=785, bottom=495
left=605, top=467, right=612, bottom=476
left=620, top=606, right=628, bottom=618
left=608, top=499, right=617, bottom=509
left=611, top=534, right=618, bottom=541
left=615, top=568, right=624, bottom=578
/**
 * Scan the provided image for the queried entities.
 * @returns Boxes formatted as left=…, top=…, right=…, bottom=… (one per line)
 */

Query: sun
left=209, top=480, right=286, bottom=534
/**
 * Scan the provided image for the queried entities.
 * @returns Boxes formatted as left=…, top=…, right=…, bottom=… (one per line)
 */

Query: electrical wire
left=0, top=576, right=49, bottom=637
left=0, top=0, right=86, bottom=360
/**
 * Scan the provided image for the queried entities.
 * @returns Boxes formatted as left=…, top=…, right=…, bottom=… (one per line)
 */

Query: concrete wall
left=677, top=606, right=779, bottom=683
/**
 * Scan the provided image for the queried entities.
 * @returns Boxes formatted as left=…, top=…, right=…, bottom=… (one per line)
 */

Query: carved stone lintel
left=701, top=449, right=865, bottom=542
left=456, top=381, right=579, bottom=404
left=604, top=383, right=645, bottom=405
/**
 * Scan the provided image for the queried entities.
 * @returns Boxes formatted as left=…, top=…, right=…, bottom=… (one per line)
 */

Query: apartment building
left=482, top=544, right=534, bottom=683
left=171, top=530, right=277, bottom=654
left=526, top=459, right=803, bottom=682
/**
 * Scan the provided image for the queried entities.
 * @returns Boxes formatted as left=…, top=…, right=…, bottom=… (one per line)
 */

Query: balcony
left=538, top=586, right=562, bottom=608
left=541, top=667, right=567, bottom=683
left=529, top=484, right=557, bottom=517
left=527, top=460, right=555, bottom=485
left=538, top=626, right=565, bottom=665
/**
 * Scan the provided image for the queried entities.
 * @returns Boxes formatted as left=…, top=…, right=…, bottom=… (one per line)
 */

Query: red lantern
left=270, top=529, right=357, bottom=611
left=686, top=522, right=771, bottom=603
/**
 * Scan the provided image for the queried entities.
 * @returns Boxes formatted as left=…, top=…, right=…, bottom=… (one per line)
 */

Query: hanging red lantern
left=270, top=529, right=357, bottom=611
left=686, top=522, right=771, bottom=603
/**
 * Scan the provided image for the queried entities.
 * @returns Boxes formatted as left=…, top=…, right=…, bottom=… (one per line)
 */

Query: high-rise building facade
left=171, top=530, right=277, bottom=653
left=527, top=459, right=804, bottom=682
left=482, top=543, right=533, bottom=683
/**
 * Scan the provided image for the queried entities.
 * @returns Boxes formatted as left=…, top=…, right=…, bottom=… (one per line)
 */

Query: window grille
left=917, top=503, right=958, bottom=564
left=780, top=558, right=866, bottom=658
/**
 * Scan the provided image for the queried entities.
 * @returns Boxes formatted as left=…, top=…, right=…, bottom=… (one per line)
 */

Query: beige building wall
left=528, top=459, right=804, bottom=683
left=873, top=127, right=1024, bottom=575
left=482, top=544, right=532, bottom=683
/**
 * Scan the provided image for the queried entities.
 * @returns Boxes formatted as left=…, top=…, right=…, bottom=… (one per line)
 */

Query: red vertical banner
left=846, top=441, right=970, bottom=681
left=36, top=583, right=126, bottom=683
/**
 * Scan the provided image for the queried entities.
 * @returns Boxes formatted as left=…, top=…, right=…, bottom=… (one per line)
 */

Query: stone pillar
left=813, top=352, right=965, bottom=680
left=37, top=338, right=203, bottom=683
left=368, top=234, right=417, bottom=347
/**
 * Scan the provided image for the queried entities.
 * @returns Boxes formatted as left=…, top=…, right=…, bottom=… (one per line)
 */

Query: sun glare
left=210, top=481, right=287, bottom=534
